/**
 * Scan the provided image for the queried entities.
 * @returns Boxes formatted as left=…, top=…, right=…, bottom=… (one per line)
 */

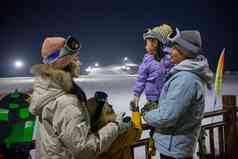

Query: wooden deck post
left=222, top=95, right=237, bottom=159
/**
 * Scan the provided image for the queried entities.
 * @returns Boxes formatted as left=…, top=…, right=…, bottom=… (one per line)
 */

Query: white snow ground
left=0, top=72, right=237, bottom=159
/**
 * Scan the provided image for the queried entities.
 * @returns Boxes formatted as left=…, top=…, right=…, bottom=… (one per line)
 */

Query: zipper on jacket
left=168, top=135, right=173, bottom=151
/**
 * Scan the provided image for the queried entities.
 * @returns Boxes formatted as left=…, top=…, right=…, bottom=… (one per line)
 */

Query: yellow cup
left=132, top=111, right=142, bottom=129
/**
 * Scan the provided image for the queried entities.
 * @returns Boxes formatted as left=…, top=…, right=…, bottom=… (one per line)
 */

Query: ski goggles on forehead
left=65, top=36, right=81, bottom=52
left=143, top=28, right=154, bottom=38
left=143, top=28, right=151, bottom=34
left=43, top=36, right=81, bottom=64
left=143, top=27, right=166, bottom=44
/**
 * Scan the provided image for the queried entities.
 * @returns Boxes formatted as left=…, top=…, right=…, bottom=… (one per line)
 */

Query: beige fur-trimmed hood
left=29, top=64, right=75, bottom=115
left=31, top=64, right=73, bottom=92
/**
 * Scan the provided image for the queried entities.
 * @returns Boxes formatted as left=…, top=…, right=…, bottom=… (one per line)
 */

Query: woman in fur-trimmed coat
left=29, top=37, right=130, bottom=159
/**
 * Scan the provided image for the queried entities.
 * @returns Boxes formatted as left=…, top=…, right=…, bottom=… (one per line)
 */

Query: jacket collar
left=31, top=64, right=73, bottom=92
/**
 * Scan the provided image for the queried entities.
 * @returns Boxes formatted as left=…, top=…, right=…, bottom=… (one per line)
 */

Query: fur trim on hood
left=31, top=64, right=73, bottom=92
left=29, top=64, right=75, bottom=115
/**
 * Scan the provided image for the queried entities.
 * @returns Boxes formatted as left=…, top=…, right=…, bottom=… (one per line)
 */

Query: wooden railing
left=131, top=95, right=238, bottom=159
left=198, top=110, right=228, bottom=159
left=131, top=138, right=151, bottom=159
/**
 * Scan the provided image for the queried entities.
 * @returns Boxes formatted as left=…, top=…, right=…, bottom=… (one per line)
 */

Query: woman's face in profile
left=170, top=48, right=186, bottom=64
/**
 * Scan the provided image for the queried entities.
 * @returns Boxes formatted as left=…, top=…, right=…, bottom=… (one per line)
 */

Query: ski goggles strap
left=168, top=28, right=201, bottom=54
left=43, top=48, right=78, bottom=64
left=43, top=36, right=81, bottom=64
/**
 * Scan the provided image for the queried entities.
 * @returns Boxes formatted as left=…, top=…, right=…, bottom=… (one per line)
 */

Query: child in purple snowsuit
left=133, top=24, right=174, bottom=108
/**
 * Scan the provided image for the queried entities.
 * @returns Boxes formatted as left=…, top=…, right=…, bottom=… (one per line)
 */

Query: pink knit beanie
left=41, top=37, right=65, bottom=58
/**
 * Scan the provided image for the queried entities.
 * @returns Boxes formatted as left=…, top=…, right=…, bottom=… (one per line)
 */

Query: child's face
left=145, top=38, right=158, bottom=55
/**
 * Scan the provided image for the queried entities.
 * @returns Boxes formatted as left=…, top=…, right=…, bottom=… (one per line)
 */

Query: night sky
left=0, top=0, right=236, bottom=77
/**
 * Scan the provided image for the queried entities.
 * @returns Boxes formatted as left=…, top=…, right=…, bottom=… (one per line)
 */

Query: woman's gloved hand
left=113, top=112, right=131, bottom=134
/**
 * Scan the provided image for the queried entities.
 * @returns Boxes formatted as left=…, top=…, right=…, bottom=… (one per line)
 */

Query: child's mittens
left=133, top=96, right=140, bottom=107
left=130, top=100, right=138, bottom=112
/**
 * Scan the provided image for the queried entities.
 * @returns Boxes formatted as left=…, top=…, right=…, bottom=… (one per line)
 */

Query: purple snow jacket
left=133, top=53, right=173, bottom=102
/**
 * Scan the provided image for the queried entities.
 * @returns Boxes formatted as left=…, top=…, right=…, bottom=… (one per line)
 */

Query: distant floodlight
left=124, top=57, right=128, bottom=61
left=86, top=66, right=92, bottom=72
left=14, top=60, right=24, bottom=69
left=95, top=63, right=99, bottom=67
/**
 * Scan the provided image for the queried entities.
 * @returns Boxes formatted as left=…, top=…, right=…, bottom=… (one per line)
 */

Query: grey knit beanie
left=168, top=28, right=202, bottom=58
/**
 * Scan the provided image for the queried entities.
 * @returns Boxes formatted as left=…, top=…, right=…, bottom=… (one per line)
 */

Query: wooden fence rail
left=132, top=95, right=238, bottom=159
